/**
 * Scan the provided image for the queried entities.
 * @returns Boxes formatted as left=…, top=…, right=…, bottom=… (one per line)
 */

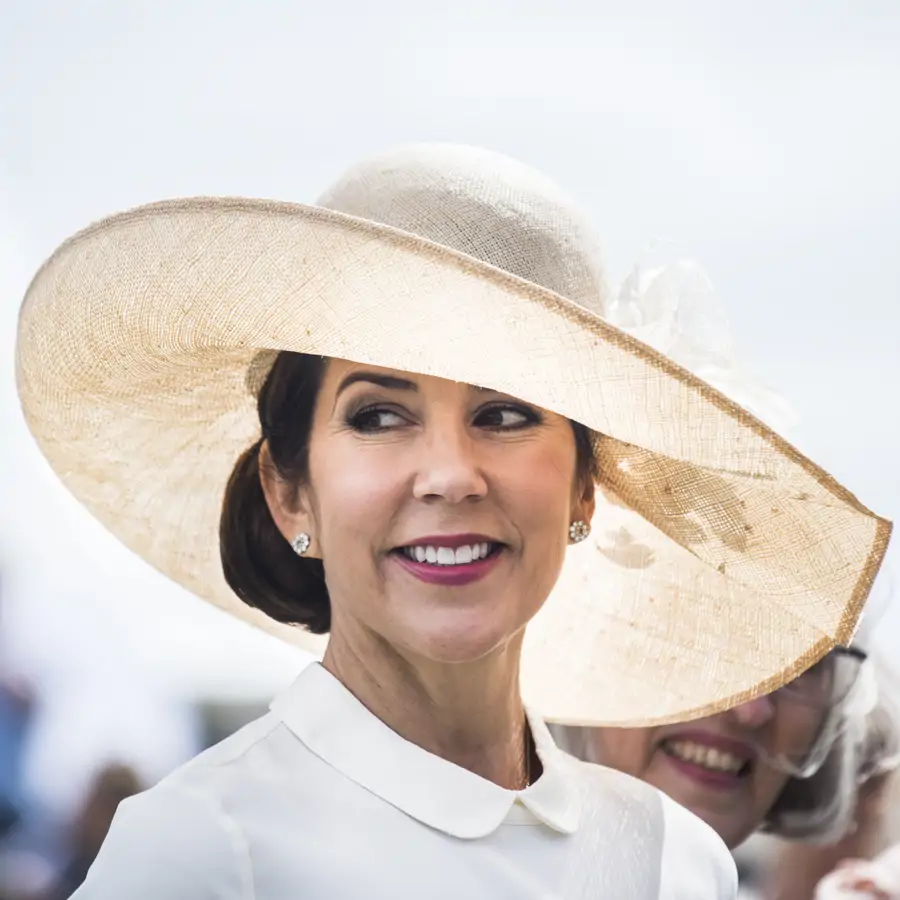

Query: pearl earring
left=568, top=520, right=590, bottom=544
left=291, top=533, right=311, bottom=556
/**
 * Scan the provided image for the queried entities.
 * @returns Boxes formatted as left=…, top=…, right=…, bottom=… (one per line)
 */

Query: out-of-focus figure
left=812, top=835, right=900, bottom=899
left=0, top=567, right=201, bottom=898
left=0, top=670, right=33, bottom=842
left=37, top=765, right=143, bottom=900
left=761, top=767, right=900, bottom=899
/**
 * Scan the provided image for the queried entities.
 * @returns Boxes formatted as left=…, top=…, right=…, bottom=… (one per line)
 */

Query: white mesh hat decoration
left=15, top=143, right=892, bottom=725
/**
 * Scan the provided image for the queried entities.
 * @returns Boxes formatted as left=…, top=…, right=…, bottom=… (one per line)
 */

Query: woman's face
left=585, top=689, right=828, bottom=848
left=272, top=360, right=593, bottom=666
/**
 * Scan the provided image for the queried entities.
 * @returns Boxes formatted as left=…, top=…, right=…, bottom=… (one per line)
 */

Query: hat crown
left=316, top=143, right=609, bottom=311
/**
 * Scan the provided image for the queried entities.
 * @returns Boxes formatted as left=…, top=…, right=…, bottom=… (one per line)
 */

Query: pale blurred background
left=0, top=2, right=898, bottom=897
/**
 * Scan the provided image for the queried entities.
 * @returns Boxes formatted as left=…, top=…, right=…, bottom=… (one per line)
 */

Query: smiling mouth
left=396, top=542, right=503, bottom=567
left=661, top=739, right=752, bottom=777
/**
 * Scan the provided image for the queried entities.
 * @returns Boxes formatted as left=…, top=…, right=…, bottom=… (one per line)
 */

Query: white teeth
left=436, top=547, right=456, bottom=565
left=665, top=740, right=746, bottom=774
left=402, top=543, right=495, bottom=566
left=455, top=546, right=473, bottom=565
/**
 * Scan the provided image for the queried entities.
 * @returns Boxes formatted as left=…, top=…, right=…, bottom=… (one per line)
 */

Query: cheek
left=309, top=444, right=407, bottom=540
left=491, top=447, right=575, bottom=600
left=774, top=704, right=824, bottom=756
left=746, top=764, right=792, bottom=834
left=307, top=446, right=407, bottom=617
left=753, top=766, right=791, bottom=805
left=495, top=443, right=576, bottom=530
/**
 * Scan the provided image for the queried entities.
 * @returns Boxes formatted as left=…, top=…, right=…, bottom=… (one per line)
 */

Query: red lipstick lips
left=392, top=534, right=503, bottom=586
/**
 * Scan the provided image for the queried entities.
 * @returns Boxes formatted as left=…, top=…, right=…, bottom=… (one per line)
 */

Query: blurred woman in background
left=554, top=646, right=899, bottom=852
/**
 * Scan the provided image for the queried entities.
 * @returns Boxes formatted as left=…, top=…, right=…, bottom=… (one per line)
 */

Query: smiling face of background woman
left=583, top=685, right=828, bottom=848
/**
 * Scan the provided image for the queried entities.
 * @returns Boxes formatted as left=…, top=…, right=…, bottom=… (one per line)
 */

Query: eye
left=800, top=658, right=830, bottom=681
left=349, top=406, right=409, bottom=433
left=793, top=662, right=824, bottom=686
left=783, top=657, right=833, bottom=700
left=474, top=403, right=541, bottom=431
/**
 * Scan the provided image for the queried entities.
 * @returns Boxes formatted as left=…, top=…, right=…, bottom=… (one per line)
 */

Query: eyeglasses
left=758, top=646, right=869, bottom=778
left=774, top=646, right=867, bottom=710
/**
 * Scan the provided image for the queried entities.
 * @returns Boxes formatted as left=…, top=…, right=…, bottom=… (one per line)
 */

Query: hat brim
left=16, top=198, right=891, bottom=725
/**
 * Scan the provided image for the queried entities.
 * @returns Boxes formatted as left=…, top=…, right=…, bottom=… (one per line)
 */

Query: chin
left=393, top=610, right=523, bottom=666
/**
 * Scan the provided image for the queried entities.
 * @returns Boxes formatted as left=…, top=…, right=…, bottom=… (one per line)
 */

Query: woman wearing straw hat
left=15, top=144, right=891, bottom=898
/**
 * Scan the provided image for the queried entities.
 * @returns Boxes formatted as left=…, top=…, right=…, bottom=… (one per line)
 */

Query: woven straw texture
left=15, top=144, right=891, bottom=725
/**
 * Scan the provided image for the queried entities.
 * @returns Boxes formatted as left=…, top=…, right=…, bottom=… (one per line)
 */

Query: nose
left=412, top=418, right=488, bottom=505
left=728, top=694, right=776, bottom=729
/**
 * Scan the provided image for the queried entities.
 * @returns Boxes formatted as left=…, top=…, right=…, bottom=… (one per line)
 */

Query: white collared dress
left=71, top=662, right=736, bottom=899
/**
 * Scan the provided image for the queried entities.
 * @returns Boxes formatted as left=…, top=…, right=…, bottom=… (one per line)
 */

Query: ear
left=258, top=441, right=319, bottom=557
left=573, top=474, right=596, bottom=529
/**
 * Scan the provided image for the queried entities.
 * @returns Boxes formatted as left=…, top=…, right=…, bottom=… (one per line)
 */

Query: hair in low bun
left=219, top=352, right=330, bottom=633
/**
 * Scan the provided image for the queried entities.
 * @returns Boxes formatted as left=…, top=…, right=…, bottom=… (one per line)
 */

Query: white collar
left=270, top=662, right=582, bottom=839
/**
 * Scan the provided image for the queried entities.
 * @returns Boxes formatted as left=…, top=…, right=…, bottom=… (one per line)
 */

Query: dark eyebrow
left=336, top=371, right=419, bottom=397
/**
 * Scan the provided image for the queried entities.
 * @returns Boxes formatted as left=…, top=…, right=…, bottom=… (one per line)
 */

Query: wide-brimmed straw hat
left=15, top=143, right=891, bottom=726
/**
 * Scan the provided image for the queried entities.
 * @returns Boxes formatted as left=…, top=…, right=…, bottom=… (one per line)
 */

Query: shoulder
left=562, top=751, right=668, bottom=818
left=72, top=714, right=283, bottom=900
left=561, top=757, right=736, bottom=898
left=558, top=757, right=735, bottom=896
left=658, top=792, right=737, bottom=899
left=71, top=780, right=252, bottom=899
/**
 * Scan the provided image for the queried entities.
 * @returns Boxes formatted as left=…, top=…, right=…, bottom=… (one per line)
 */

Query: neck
left=322, top=624, right=534, bottom=790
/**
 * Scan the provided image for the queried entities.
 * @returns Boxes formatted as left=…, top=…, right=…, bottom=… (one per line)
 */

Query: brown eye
left=474, top=403, right=541, bottom=430
left=349, top=406, right=408, bottom=433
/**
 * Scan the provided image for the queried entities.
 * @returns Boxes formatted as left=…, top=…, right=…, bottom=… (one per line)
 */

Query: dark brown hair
left=220, top=351, right=597, bottom=634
